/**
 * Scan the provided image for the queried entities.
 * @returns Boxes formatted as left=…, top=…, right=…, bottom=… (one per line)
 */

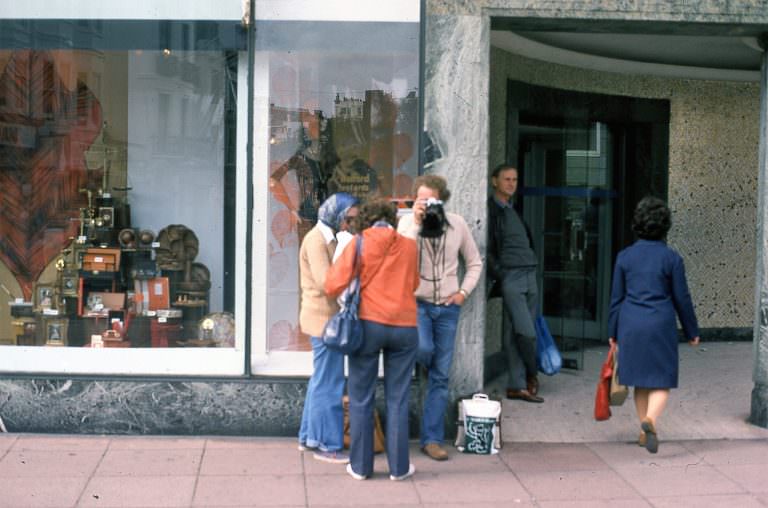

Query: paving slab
left=107, top=436, right=206, bottom=450
left=14, top=433, right=109, bottom=451
left=500, top=442, right=610, bottom=472
left=712, top=463, right=768, bottom=493
left=204, top=436, right=297, bottom=450
left=614, top=463, right=745, bottom=498
left=537, top=500, right=652, bottom=508
left=409, top=446, right=509, bottom=475
left=412, top=471, right=531, bottom=505
left=515, top=468, right=640, bottom=501
left=200, top=446, right=302, bottom=476
left=193, top=474, right=306, bottom=506
left=79, top=475, right=196, bottom=507
left=587, top=441, right=704, bottom=468
left=680, top=438, right=768, bottom=465
left=95, top=448, right=201, bottom=477
left=0, top=449, right=102, bottom=477
left=647, top=493, right=766, bottom=508
left=306, top=473, right=421, bottom=506
left=0, top=476, right=87, bottom=507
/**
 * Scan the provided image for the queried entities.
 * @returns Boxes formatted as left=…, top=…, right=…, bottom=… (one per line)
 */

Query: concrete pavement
left=0, top=341, right=767, bottom=507
left=492, top=342, right=768, bottom=442
left=0, top=433, right=767, bottom=507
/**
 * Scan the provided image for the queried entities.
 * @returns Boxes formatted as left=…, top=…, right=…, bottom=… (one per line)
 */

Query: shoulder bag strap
left=343, top=236, right=363, bottom=309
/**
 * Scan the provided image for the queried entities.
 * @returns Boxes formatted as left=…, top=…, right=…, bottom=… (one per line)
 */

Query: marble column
left=751, top=36, right=768, bottom=428
left=423, top=11, right=490, bottom=403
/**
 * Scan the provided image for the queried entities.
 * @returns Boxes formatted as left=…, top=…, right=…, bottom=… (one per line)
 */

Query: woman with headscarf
left=298, top=192, right=360, bottom=463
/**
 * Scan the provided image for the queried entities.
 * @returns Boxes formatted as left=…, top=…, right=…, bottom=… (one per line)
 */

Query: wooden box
left=83, top=248, right=121, bottom=272
left=148, top=277, right=170, bottom=311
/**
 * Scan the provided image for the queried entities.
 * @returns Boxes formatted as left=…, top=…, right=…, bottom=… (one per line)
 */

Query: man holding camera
left=488, top=164, right=543, bottom=403
left=397, top=175, right=483, bottom=461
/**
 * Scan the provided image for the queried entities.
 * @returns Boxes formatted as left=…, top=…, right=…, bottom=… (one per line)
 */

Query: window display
left=258, top=20, right=420, bottom=352
left=0, top=21, right=243, bottom=351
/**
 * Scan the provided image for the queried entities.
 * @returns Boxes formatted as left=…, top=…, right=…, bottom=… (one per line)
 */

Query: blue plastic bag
left=535, top=315, right=562, bottom=376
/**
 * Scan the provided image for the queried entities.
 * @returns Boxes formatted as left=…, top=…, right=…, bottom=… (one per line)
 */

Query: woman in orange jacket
left=325, top=199, right=419, bottom=481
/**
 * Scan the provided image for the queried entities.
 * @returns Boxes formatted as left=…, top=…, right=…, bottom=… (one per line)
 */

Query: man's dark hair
left=359, top=199, right=398, bottom=229
left=491, top=164, right=518, bottom=179
left=632, top=196, right=671, bottom=240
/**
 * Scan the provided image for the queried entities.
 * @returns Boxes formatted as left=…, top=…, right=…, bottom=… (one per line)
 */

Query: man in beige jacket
left=397, top=175, right=483, bottom=461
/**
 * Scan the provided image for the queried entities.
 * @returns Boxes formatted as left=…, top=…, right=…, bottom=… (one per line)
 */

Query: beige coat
left=299, top=224, right=339, bottom=337
left=397, top=211, right=483, bottom=304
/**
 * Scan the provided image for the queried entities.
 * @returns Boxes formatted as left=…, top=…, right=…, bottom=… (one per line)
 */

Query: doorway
left=507, top=81, right=670, bottom=368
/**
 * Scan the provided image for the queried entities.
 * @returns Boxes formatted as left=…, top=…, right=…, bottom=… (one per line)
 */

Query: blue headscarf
left=318, top=192, right=359, bottom=231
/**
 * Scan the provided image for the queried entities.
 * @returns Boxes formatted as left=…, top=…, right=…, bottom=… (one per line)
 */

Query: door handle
left=570, top=219, right=584, bottom=261
left=569, top=220, right=577, bottom=261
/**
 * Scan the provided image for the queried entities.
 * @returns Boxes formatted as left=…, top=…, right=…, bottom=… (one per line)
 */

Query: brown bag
left=609, top=347, right=629, bottom=406
left=342, top=395, right=385, bottom=453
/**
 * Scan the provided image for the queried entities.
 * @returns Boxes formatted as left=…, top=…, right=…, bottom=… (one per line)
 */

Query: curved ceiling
left=517, top=32, right=762, bottom=70
left=491, top=31, right=763, bottom=82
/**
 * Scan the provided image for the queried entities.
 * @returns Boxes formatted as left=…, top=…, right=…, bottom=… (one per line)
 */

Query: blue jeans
left=416, top=301, right=461, bottom=447
left=347, top=320, right=417, bottom=478
left=298, top=336, right=345, bottom=452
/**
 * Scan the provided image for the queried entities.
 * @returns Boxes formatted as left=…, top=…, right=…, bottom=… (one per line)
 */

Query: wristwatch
left=458, top=288, right=468, bottom=298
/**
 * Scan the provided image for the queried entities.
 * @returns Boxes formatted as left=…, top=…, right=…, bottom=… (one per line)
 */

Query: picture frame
left=43, top=317, right=68, bottom=346
left=61, top=270, right=79, bottom=298
left=34, top=283, right=56, bottom=311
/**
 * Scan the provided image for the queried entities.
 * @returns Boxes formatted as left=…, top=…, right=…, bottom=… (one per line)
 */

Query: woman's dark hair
left=359, top=199, right=398, bottom=229
left=632, top=196, right=671, bottom=240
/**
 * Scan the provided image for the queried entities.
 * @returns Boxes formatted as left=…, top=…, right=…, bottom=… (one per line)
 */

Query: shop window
left=254, top=6, right=420, bottom=358
left=0, top=17, right=246, bottom=369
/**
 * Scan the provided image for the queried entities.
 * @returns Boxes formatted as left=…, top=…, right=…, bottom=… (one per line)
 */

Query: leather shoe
left=421, top=443, right=449, bottom=461
left=526, top=375, right=539, bottom=396
left=506, top=388, right=544, bottom=403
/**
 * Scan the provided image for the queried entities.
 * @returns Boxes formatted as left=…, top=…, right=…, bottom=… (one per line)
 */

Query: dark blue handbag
left=535, top=315, right=562, bottom=375
left=322, top=236, right=364, bottom=355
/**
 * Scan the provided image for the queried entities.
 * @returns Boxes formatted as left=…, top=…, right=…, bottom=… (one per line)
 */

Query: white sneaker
left=389, top=463, right=415, bottom=481
left=313, top=450, right=350, bottom=464
left=346, top=463, right=368, bottom=480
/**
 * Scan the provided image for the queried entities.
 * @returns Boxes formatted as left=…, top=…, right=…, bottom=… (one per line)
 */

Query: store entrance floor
left=487, top=341, right=768, bottom=443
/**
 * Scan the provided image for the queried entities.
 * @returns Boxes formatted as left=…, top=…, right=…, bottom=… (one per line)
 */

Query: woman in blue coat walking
left=608, top=197, right=700, bottom=454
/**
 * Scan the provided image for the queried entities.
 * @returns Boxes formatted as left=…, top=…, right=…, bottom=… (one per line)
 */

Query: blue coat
left=608, top=240, right=699, bottom=388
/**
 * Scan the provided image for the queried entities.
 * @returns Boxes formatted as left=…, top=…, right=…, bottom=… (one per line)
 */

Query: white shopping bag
left=454, top=393, right=502, bottom=454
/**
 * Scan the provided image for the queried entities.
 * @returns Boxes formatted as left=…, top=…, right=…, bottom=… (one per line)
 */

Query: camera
left=421, top=197, right=447, bottom=238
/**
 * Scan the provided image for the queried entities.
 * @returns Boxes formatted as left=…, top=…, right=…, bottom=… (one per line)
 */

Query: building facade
left=1, top=0, right=767, bottom=434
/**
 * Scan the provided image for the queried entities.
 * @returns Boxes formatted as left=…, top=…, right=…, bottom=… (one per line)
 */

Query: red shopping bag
left=594, top=343, right=616, bottom=421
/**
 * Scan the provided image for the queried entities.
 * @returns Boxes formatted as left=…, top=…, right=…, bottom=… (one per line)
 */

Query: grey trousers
left=501, top=268, right=538, bottom=390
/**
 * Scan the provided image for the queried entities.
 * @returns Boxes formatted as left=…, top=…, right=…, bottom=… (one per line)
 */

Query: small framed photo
left=61, top=271, right=79, bottom=298
left=44, top=318, right=68, bottom=346
left=34, top=283, right=56, bottom=311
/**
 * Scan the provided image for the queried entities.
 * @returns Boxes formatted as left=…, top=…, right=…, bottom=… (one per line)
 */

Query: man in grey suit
left=487, top=164, right=543, bottom=403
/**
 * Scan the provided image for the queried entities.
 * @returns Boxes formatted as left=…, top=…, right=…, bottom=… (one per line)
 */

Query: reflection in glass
left=262, top=21, right=420, bottom=352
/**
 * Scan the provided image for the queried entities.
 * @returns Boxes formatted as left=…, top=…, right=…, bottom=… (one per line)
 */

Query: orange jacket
left=325, top=226, right=419, bottom=327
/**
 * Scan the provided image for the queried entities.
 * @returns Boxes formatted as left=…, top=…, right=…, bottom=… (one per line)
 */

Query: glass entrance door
left=520, top=121, right=615, bottom=369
